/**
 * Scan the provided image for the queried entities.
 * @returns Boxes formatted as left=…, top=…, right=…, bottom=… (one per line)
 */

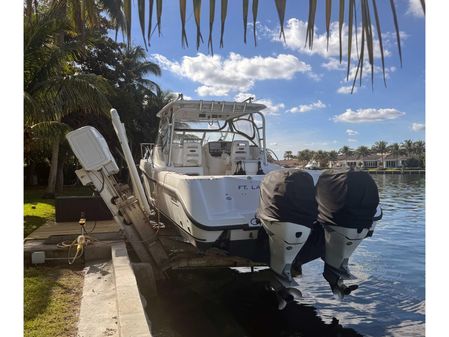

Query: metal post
left=111, top=109, right=152, bottom=216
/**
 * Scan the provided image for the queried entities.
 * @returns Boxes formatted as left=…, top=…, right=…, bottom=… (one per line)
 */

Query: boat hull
left=141, top=163, right=271, bottom=259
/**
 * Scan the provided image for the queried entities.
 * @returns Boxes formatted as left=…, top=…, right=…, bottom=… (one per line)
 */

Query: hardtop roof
left=156, top=99, right=267, bottom=121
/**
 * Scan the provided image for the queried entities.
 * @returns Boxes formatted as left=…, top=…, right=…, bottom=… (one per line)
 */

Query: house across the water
left=329, top=154, right=412, bottom=169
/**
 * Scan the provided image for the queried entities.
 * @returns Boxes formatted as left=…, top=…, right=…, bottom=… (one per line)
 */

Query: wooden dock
left=24, top=220, right=124, bottom=263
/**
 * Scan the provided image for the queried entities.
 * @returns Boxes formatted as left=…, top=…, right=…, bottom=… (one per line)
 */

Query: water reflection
left=294, top=174, right=425, bottom=337
left=146, top=174, right=425, bottom=337
left=148, top=269, right=363, bottom=337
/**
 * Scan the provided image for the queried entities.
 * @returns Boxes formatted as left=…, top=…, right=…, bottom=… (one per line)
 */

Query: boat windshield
left=172, top=113, right=264, bottom=148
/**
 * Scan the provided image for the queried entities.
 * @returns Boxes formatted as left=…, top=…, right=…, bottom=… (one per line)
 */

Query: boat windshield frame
left=165, top=110, right=267, bottom=166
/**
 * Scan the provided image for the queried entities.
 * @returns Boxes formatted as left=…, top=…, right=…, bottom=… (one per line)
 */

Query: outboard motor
left=257, top=169, right=318, bottom=281
left=316, top=168, right=381, bottom=298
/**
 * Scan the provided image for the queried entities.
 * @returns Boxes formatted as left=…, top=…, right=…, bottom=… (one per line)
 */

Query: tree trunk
left=45, top=139, right=60, bottom=197
left=25, top=161, right=37, bottom=186
left=56, top=147, right=65, bottom=194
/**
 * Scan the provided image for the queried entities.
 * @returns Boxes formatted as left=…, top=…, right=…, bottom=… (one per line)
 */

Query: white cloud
left=289, top=100, right=326, bottom=113
left=346, top=129, right=359, bottom=136
left=407, top=0, right=425, bottom=17
left=333, top=108, right=405, bottom=123
left=257, top=99, right=285, bottom=116
left=234, top=92, right=255, bottom=102
left=197, top=86, right=228, bottom=96
left=234, top=92, right=285, bottom=116
left=322, top=58, right=346, bottom=71
left=348, top=138, right=358, bottom=143
left=270, top=19, right=392, bottom=60
left=412, top=122, right=425, bottom=131
left=337, top=86, right=358, bottom=94
left=152, top=52, right=312, bottom=97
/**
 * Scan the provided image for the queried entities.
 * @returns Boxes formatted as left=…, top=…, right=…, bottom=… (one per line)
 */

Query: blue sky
left=123, top=0, right=425, bottom=157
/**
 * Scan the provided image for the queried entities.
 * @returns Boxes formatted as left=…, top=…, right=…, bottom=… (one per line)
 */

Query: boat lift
left=66, top=109, right=271, bottom=284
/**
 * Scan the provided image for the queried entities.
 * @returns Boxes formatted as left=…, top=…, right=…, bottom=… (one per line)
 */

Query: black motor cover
left=257, top=169, right=317, bottom=227
left=316, top=168, right=379, bottom=229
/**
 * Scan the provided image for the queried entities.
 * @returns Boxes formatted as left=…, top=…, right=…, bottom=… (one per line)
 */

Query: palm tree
left=313, top=150, right=328, bottom=168
left=328, top=150, right=338, bottom=161
left=116, top=46, right=161, bottom=93
left=284, top=150, right=293, bottom=160
left=339, top=146, right=352, bottom=160
left=355, top=146, right=370, bottom=159
left=402, top=139, right=414, bottom=157
left=372, top=140, right=388, bottom=166
left=388, top=142, right=401, bottom=158
left=24, top=5, right=111, bottom=196
left=297, top=149, right=313, bottom=162
left=413, top=140, right=425, bottom=157
left=25, top=0, right=126, bottom=39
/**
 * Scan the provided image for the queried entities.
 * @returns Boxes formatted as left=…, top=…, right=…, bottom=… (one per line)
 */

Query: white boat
left=304, top=160, right=320, bottom=170
left=139, top=99, right=282, bottom=257
left=66, top=98, right=383, bottom=302
left=137, top=98, right=381, bottom=295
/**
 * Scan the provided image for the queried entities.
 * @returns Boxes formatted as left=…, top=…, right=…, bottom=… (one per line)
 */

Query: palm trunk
left=25, top=161, right=37, bottom=186
left=46, top=139, right=60, bottom=197
left=56, top=147, right=65, bottom=194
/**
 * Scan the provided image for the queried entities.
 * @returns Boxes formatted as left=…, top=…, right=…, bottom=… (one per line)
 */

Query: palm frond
left=101, top=0, right=125, bottom=41
left=362, top=0, right=374, bottom=88
left=420, top=0, right=425, bottom=14
left=70, top=0, right=83, bottom=33
left=148, top=0, right=154, bottom=45
left=208, top=0, right=216, bottom=53
left=25, top=0, right=33, bottom=18
left=220, top=0, right=228, bottom=48
left=84, top=0, right=98, bottom=28
left=193, top=0, right=204, bottom=50
left=346, top=0, right=355, bottom=81
left=243, top=0, right=249, bottom=44
left=389, top=0, right=402, bottom=67
left=30, top=121, right=72, bottom=142
left=157, top=0, right=163, bottom=36
left=252, top=0, right=258, bottom=46
left=124, top=0, right=131, bottom=46
left=371, top=0, right=386, bottom=86
left=305, top=0, right=317, bottom=49
left=180, top=0, right=189, bottom=48
left=275, top=0, right=286, bottom=42
left=138, top=0, right=148, bottom=49
left=326, top=0, right=332, bottom=50
left=338, top=0, right=344, bottom=63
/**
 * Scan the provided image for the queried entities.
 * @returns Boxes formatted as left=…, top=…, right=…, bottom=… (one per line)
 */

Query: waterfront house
left=383, top=154, right=409, bottom=168
left=329, top=154, right=392, bottom=169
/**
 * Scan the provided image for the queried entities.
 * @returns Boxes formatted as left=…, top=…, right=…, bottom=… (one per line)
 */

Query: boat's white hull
left=140, top=161, right=273, bottom=255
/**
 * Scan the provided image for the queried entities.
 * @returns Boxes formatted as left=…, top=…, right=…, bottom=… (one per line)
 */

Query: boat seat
left=182, top=142, right=202, bottom=167
left=231, top=140, right=250, bottom=162
left=171, top=144, right=183, bottom=166
left=227, top=140, right=254, bottom=175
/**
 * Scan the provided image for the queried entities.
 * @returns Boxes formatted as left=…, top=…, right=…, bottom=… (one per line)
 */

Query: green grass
left=24, top=266, right=84, bottom=337
left=24, top=186, right=93, bottom=237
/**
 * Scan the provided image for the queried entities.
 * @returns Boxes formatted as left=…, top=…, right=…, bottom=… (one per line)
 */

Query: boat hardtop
left=156, top=99, right=267, bottom=121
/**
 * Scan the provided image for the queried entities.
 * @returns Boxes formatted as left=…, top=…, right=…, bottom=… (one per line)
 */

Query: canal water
left=146, top=174, right=425, bottom=337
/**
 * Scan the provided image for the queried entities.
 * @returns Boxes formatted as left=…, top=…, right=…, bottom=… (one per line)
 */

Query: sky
left=121, top=0, right=424, bottom=157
